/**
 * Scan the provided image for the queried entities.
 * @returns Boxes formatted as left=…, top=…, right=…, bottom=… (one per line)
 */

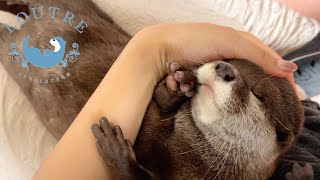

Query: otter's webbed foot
left=285, top=163, right=314, bottom=180
left=154, top=61, right=196, bottom=112
left=91, top=117, right=154, bottom=180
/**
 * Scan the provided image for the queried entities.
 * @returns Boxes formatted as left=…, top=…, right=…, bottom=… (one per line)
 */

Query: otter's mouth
left=197, top=82, right=213, bottom=91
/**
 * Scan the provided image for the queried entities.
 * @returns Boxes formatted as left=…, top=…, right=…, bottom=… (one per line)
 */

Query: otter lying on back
left=92, top=59, right=305, bottom=180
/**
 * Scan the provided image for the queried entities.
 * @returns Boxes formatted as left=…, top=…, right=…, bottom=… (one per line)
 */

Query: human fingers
left=157, top=23, right=297, bottom=78
left=235, top=31, right=297, bottom=77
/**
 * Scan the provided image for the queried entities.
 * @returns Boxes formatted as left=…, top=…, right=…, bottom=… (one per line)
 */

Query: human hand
left=130, top=23, right=297, bottom=86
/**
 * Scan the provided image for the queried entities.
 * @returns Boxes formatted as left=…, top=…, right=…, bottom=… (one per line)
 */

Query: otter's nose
left=215, top=63, right=235, bottom=82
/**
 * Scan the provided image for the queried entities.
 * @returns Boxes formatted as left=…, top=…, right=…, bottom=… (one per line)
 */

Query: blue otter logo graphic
left=23, top=35, right=66, bottom=68
left=3, top=4, right=88, bottom=84
left=9, top=34, right=80, bottom=71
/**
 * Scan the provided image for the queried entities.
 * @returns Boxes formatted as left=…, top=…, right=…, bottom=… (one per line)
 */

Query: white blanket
left=0, top=63, right=57, bottom=180
left=92, top=0, right=320, bottom=56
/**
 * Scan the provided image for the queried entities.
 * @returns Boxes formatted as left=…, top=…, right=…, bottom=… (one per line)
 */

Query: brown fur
left=0, top=0, right=130, bottom=139
left=130, top=60, right=304, bottom=180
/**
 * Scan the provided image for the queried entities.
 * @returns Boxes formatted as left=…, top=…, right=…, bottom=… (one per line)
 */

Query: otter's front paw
left=153, top=61, right=196, bottom=112
left=91, top=117, right=136, bottom=169
left=166, top=61, right=196, bottom=97
left=91, top=117, right=154, bottom=180
left=285, top=163, right=314, bottom=180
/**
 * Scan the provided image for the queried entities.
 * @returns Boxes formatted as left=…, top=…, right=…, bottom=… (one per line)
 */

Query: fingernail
left=279, top=60, right=298, bottom=72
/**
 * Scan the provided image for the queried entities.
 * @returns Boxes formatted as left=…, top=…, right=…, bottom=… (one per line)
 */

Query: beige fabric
left=0, top=63, right=57, bottom=180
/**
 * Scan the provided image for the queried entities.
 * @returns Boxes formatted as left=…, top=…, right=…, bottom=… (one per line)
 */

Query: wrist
left=129, top=26, right=171, bottom=81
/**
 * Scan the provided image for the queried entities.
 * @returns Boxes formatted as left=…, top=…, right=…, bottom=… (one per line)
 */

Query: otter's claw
left=166, top=61, right=196, bottom=97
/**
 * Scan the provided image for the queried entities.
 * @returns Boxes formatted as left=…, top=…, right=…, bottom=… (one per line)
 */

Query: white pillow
left=92, top=0, right=320, bottom=56
left=0, top=63, right=57, bottom=180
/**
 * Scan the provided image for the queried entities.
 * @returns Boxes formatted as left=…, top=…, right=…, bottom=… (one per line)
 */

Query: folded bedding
left=271, top=100, right=320, bottom=180
left=284, top=32, right=320, bottom=98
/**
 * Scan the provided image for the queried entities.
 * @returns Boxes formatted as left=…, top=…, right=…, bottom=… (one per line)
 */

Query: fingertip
left=278, top=60, right=298, bottom=72
left=262, top=61, right=296, bottom=92
left=264, top=60, right=297, bottom=79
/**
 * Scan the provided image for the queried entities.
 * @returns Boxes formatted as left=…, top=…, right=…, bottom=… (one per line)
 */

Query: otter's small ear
left=276, top=126, right=294, bottom=150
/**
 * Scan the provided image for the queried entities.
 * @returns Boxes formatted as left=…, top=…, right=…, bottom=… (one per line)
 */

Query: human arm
left=33, top=23, right=297, bottom=180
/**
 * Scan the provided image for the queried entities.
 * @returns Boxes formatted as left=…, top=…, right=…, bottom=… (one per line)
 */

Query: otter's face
left=192, top=60, right=303, bottom=156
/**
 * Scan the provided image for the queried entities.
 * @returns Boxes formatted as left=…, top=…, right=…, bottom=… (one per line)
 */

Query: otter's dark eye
left=253, top=92, right=265, bottom=102
left=256, top=95, right=264, bottom=102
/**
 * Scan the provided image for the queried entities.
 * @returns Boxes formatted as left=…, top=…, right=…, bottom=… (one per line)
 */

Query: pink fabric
left=312, top=95, right=320, bottom=104
left=274, top=0, right=320, bottom=20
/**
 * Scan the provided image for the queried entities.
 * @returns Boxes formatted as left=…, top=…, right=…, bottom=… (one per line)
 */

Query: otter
left=92, top=60, right=306, bottom=180
left=0, top=0, right=312, bottom=179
